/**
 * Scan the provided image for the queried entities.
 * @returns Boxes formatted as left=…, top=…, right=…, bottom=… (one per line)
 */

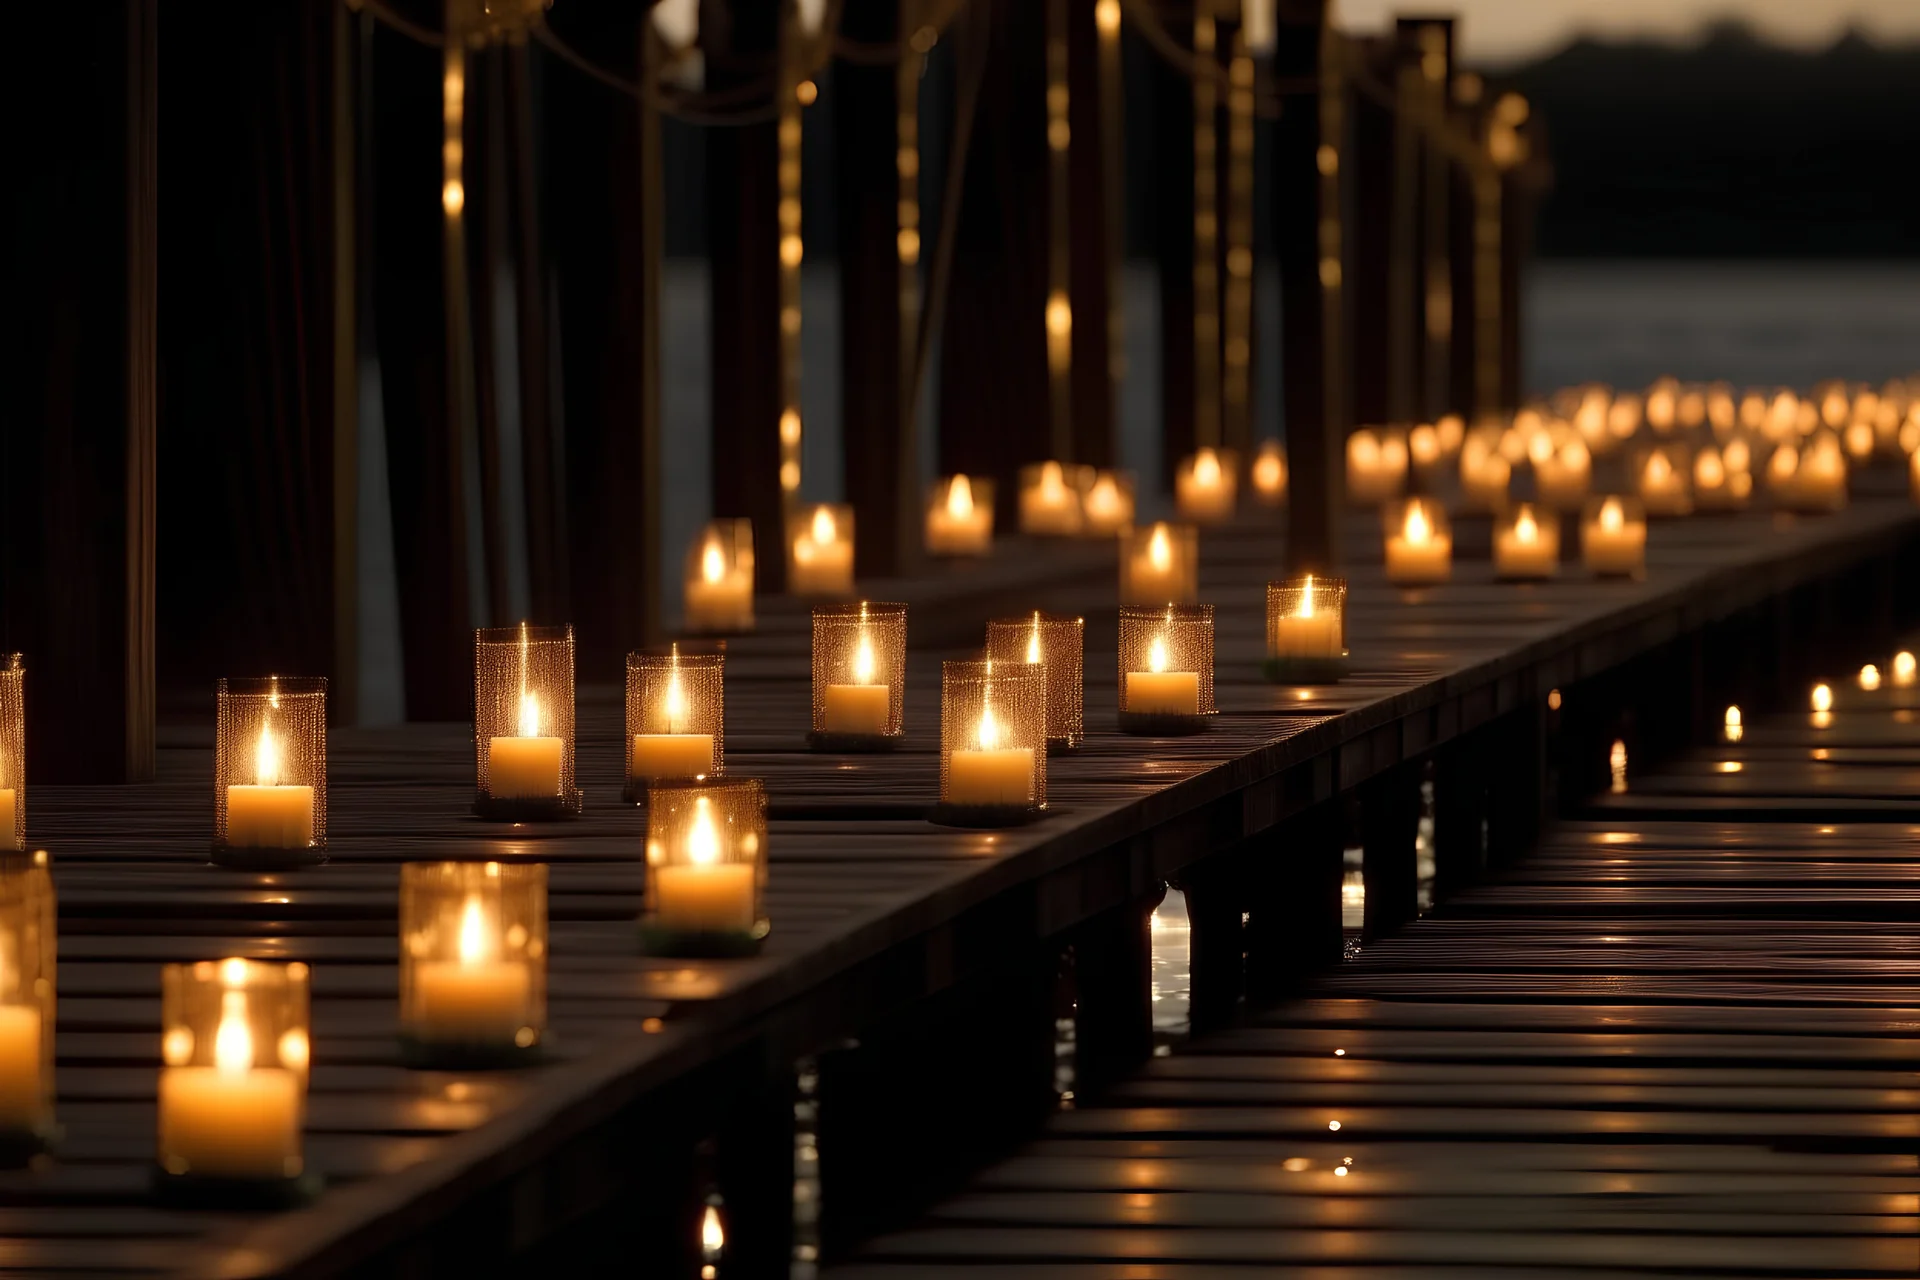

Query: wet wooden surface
left=6, top=497, right=1916, bottom=1276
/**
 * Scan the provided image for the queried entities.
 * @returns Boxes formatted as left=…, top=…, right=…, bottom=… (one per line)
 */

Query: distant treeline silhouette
left=1503, top=24, right=1920, bottom=258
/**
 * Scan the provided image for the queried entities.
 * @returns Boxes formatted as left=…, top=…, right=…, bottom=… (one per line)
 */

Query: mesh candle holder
left=1383, top=498, right=1452, bottom=586
left=985, top=612, right=1086, bottom=753
left=213, top=677, right=327, bottom=870
left=1494, top=503, right=1560, bottom=581
left=934, top=659, right=1046, bottom=828
left=926, top=475, right=995, bottom=556
left=474, top=625, right=581, bottom=821
left=1582, top=495, right=1647, bottom=577
left=625, top=645, right=725, bottom=802
left=1118, top=605, right=1215, bottom=735
left=0, top=656, right=22, bottom=854
left=1019, top=460, right=1092, bottom=536
left=684, top=519, right=755, bottom=634
left=641, top=778, right=769, bottom=957
left=788, top=504, right=855, bottom=597
left=156, top=958, right=319, bottom=1209
left=0, top=851, right=56, bottom=1161
left=399, top=861, right=548, bottom=1068
left=1264, top=576, right=1348, bottom=684
left=1079, top=469, right=1135, bottom=536
left=810, top=602, right=906, bottom=751
left=1120, top=522, right=1199, bottom=605
left=1174, top=447, right=1239, bottom=523
left=1250, top=441, right=1288, bottom=507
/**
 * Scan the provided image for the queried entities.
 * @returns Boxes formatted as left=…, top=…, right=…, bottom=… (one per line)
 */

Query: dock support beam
left=1362, top=761, right=1421, bottom=937
left=1244, top=800, right=1344, bottom=1004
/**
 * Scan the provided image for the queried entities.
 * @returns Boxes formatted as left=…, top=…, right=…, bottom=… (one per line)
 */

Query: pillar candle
left=0, top=1005, right=41, bottom=1131
left=654, top=863, right=757, bottom=933
left=1494, top=508, right=1558, bottom=579
left=489, top=735, right=562, bottom=799
left=1385, top=504, right=1451, bottom=584
left=947, top=747, right=1034, bottom=807
left=1175, top=450, right=1236, bottom=522
left=1271, top=611, right=1342, bottom=658
left=1583, top=499, right=1646, bottom=576
left=926, top=476, right=993, bottom=554
left=821, top=684, right=890, bottom=735
left=0, top=789, right=16, bottom=853
left=159, top=1066, right=301, bottom=1180
left=685, top=542, right=753, bottom=630
left=225, top=785, right=315, bottom=848
left=1081, top=472, right=1133, bottom=535
left=1126, top=671, right=1201, bottom=715
left=1020, top=462, right=1081, bottom=535
left=630, top=734, right=714, bottom=780
left=412, top=959, right=533, bottom=1044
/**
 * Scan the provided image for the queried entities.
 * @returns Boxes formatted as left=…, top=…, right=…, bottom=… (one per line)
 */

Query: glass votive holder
left=926, top=475, right=995, bottom=556
left=1345, top=428, right=1408, bottom=505
left=934, top=659, right=1046, bottom=827
left=1582, top=495, right=1647, bottom=577
left=1019, top=460, right=1092, bottom=536
left=156, top=958, right=318, bottom=1207
left=1264, top=575, right=1348, bottom=684
left=1535, top=439, right=1591, bottom=510
left=1250, top=441, right=1288, bottom=506
left=0, top=850, right=56, bottom=1159
left=213, top=677, right=327, bottom=869
left=1637, top=447, right=1693, bottom=516
left=1692, top=444, right=1752, bottom=512
left=474, top=624, right=581, bottom=821
left=788, top=503, right=856, bottom=597
left=1174, top=447, right=1239, bottom=523
left=1120, top=522, right=1199, bottom=605
left=985, top=612, right=1086, bottom=753
left=1117, top=604, right=1215, bottom=735
left=399, top=861, right=548, bottom=1068
left=1494, top=503, right=1560, bottom=581
left=810, top=602, right=907, bottom=750
left=0, top=656, right=22, bottom=854
left=641, top=778, right=769, bottom=957
left=625, top=644, right=724, bottom=802
left=1080, top=469, right=1135, bottom=536
left=684, top=518, right=755, bottom=634
left=1383, top=498, right=1452, bottom=586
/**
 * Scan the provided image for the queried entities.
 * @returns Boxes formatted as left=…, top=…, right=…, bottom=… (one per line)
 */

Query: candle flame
left=701, top=538, right=725, bottom=584
left=946, top=474, right=975, bottom=518
left=1599, top=497, right=1623, bottom=533
left=810, top=507, right=837, bottom=545
left=701, top=1204, right=725, bottom=1256
left=255, top=725, right=282, bottom=787
left=977, top=701, right=1002, bottom=750
left=1645, top=451, right=1671, bottom=484
left=1895, top=651, right=1916, bottom=684
left=1403, top=501, right=1431, bottom=545
left=1026, top=615, right=1043, bottom=665
left=518, top=690, right=541, bottom=739
left=1695, top=449, right=1725, bottom=487
left=1253, top=445, right=1284, bottom=492
left=1811, top=683, right=1832, bottom=713
left=1861, top=664, right=1882, bottom=691
left=1515, top=507, right=1538, bottom=543
left=1194, top=448, right=1221, bottom=486
left=1039, top=460, right=1065, bottom=499
left=214, top=990, right=252, bottom=1075
left=852, top=633, right=876, bottom=684
left=1299, top=573, right=1315, bottom=618
left=688, top=796, right=719, bottom=867
left=457, top=895, right=492, bottom=965
left=1148, top=524, right=1171, bottom=571
left=1149, top=634, right=1169, bottom=674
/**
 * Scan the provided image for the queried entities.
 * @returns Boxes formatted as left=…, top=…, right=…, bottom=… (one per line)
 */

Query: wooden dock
left=7, top=495, right=1919, bottom=1277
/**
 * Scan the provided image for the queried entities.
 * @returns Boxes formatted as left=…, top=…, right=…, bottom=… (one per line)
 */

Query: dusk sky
left=1337, top=0, right=1920, bottom=64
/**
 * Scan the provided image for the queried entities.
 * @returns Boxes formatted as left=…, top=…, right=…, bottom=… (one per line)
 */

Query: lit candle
left=0, top=987, right=40, bottom=1133
left=790, top=507, right=854, bottom=595
left=1346, top=430, right=1408, bottom=505
left=0, top=785, right=15, bottom=854
left=1860, top=664, right=1882, bottom=691
left=225, top=725, right=314, bottom=849
left=822, top=624, right=890, bottom=735
left=1126, top=631, right=1200, bottom=715
left=1583, top=497, right=1646, bottom=576
left=1537, top=439, right=1591, bottom=509
left=160, top=985, right=302, bottom=1180
left=1020, top=460, right=1082, bottom=535
left=1124, top=523, right=1191, bottom=603
left=1894, top=651, right=1916, bottom=688
left=1175, top=448, right=1236, bottom=522
left=630, top=654, right=714, bottom=781
left=653, top=797, right=757, bottom=932
left=490, top=692, right=563, bottom=800
left=1270, top=574, right=1342, bottom=657
left=1638, top=450, right=1691, bottom=516
left=1458, top=439, right=1512, bottom=513
left=1795, top=437, right=1847, bottom=509
left=946, top=698, right=1034, bottom=807
left=1250, top=442, right=1287, bottom=505
left=1081, top=471, right=1133, bottom=535
left=1494, top=504, right=1558, bottom=580
left=926, top=474, right=994, bottom=555
left=412, top=896, right=533, bottom=1045
left=1384, top=500, right=1451, bottom=585
left=684, top=533, right=752, bottom=631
